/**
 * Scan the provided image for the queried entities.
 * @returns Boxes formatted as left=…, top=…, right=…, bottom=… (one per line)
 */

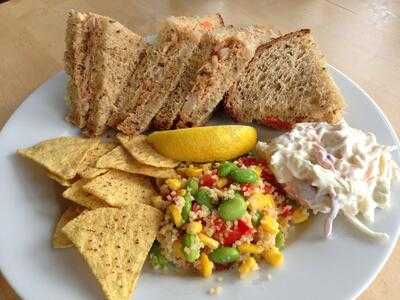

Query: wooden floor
left=0, top=1, right=399, bottom=299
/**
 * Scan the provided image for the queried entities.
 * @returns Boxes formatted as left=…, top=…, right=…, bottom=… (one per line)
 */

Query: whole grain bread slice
left=65, top=10, right=91, bottom=128
left=112, top=14, right=224, bottom=135
left=151, top=16, right=225, bottom=130
left=175, top=25, right=272, bottom=128
left=224, top=29, right=346, bottom=129
left=64, top=10, right=146, bottom=136
left=82, top=15, right=147, bottom=136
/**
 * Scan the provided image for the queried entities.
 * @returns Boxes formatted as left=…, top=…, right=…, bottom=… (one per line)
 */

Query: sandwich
left=64, top=10, right=147, bottom=136
left=110, top=14, right=224, bottom=135
left=64, top=10, right=90, bottom=128
left=224, top=29, right=346, bottom=129
left=151, top=20, right=227, bottom=130
left=175, top=25, right=272, bottom=128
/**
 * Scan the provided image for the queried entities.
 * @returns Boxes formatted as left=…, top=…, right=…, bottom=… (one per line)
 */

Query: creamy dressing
left=257, top=121, right=399, bottom=240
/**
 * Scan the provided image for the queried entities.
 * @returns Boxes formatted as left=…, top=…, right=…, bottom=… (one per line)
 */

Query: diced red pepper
left=222, top=219, right=253, bottom=246
left=200, top=174, right=216, bottom=187
left=262, top=116, right=293, bottom=130
left=279, top=205, right=294, bottom=218
left=222, top=230, right=242, bottom=246
left=237, top=219, right=253, bottom=235
left=240, top=183, right=254, bottom=194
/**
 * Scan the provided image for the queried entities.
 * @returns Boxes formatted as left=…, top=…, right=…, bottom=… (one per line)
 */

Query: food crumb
left=267, top=274, right=272, bottom=280
left=208, top=286, right=222, bottom=295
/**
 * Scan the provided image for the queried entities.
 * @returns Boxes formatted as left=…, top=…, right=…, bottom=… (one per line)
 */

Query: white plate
left=0, top=66, right=399, bottom=300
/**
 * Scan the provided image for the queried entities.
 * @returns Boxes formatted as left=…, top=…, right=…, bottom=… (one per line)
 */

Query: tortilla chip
left=117, top=134, right=178, bottom=168
left=17, top=136, right=100, bottom=180
left=78, top=167, right=108, bottom=179
left=46, top=171, right=73, bottom=187
left=96, top=146, right=177, bottom=178
left=53, top=206, right=85, bottom=248
left=77, top=142, right=117, bottom=179
left=63, top=178, right=108, bottom=209
left=82, top=170, right=156, bottom=207
left=62, top=204, right=163, bottom=300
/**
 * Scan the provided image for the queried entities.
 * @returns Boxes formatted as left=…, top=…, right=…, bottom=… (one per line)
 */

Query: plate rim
left=328, top=65, right=400, bottom=299
left=0, top=65, right=399, bottom=299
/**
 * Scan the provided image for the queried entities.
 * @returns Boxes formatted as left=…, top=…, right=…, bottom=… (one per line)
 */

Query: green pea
left=210, top=247, right=240, bottom=264
left=251, top=211, right=262, bottom=227
left=275, top=231, right=285, bottom=250
left=218, top=193, right=246, bottom=221
left=186, top=178, right=199, bottom=195
left=194, top=188, right=214, bottom=210
left=181, top=233, right=201, bottom=262
left=149, top=241, right=170, bottom=269
left=218, top=161, right=238, bottom=177
left=230, top=168, right=258, bottom=183
left=181, top=194, right=192, bottom=222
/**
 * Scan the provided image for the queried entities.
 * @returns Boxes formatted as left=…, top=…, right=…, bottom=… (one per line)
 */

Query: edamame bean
left=218, top=161, right=238, bottom=177
left=210, top=247, right=240, bottom=264
left=182, top=233, right=201, bottom=262
left=181, top=194, right=192, bottom=222
left=186, top=178, right=199, bottom=195
left=275, top=231, right=285, bottom=250
left=218, top=193, right=246, bottom=221
left=194, top=188, right=214, bottom=209
left=149, top=241, right=170, bottom=269
left=230, top=168, right=258, bottom=183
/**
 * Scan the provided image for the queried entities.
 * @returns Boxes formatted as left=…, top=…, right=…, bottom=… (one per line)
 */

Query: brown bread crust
left=151, top=14, right=225, bottom=130
left=82, top=17, right=146, bottom=136
left=64, top=11, right=146, bottom=136
left=114, top=15, right=224, bottom=135
left=175, top=25, right=272, bottom=128
left=224, top=29, right=346, bottom=128
left=64, top=10, right=91, bottom=128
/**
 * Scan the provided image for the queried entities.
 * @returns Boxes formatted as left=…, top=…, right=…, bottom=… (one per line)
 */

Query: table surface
left=1, top=0, right=399, bottom=299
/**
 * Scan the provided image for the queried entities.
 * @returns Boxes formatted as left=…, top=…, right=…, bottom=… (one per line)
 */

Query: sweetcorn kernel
left=186, top=221, right=203, bottom=234
left=198, top=233, right=220, bottom=249
left=260, top=215, right=280, bottom=235
left=199, top=253, right=214, bottom=278
left=216, top=177, right=229, bottom=188
left=168, top=204, right=183, bottom=227
left=263, top=246, right=284, bottom=267
left=292, top=208, right=309, bottom=224
left=238, top=243, right=264, bottom=255
left=177, top=189, right=186, bottom=196
left=238, top=256, right=259, bottom=277
left=185, top=166, right=203, bottom=177
left=248, top=193, right=274, bottom=211
left=165, top=178, right=181, bottom=191
left=173, top=239, right=185, bottom=259
left=249, top=165, right=262, bottom=177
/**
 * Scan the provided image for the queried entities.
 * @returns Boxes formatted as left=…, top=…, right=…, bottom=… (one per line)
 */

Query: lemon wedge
left=147, top=125, right=257, bottom=162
